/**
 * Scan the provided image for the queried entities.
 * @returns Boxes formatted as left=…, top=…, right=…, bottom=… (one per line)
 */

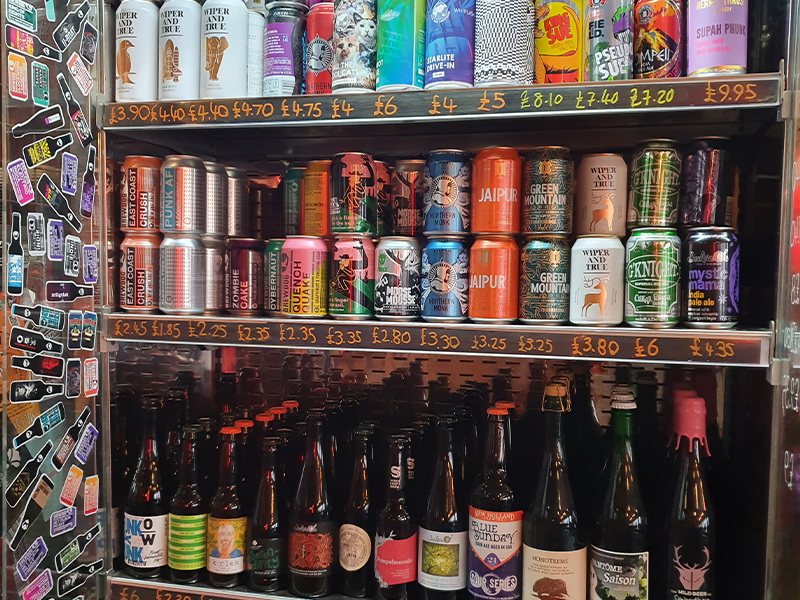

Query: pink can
left=280, top=235, right=328, bottom=317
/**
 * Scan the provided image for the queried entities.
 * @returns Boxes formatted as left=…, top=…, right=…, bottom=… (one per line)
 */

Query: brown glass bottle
left=217, top=371, right=238, bottom=420
left=341, top=428, right=375, bottom=597
left=235, top=419, right=257, bottom=513
left=248, top=437, right=286, bottom=591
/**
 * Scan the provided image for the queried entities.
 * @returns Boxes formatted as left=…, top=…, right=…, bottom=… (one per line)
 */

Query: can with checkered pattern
left=473, top=0, right=534, bottom=85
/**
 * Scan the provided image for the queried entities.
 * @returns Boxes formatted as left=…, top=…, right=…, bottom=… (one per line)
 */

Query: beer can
left=158, top=0, right=202, bottom=100
left=227, top=167, right=250, bottom=237
left=468, top=235, right=518, bottom=322
left=331, top=153, right=377, bottom=235
left=303, top=161, right=331, bottom=236
left=226, top=238, right=265, bottom=315
left=201, top=0, right=250, bottom=98
left=264, top=238, right=285, bottom=314
left=160, top=234, right=206, bottom=314
left=252, top=182, right=283, bottom=239
left=522, top=147, right=574, bottom=234
left=204, top=161, right=228, bottom=237
left=329, top=236, right=375, bottom=319
left=263, top=1, right=308, bottom=96
left=624, top=227, right=681, bottom=328
left=284, top=166, right=305, bottom=236
left=471, top=147, right=522, bottom=234
left=519, top=234, right=570, bottom=323
left=376, top=0, right=426, bottom=90
left=375, top=161, right=393, bottom=237
left=306, top=2, right=334, bottom=94
left=423, top=150, right=471, bottom=236
left=683, top=227, right=739, bottom=328
left=281, top=235, right=328, bottom=317
left=421, top=236, right=469, bottom=322
left=569, top=234, right=624, bottom=326
left=584, top=0, right=632, bottom=81
left=424, top=0, right=476, bottom=88
left=575, top=153, right=627, bottom=236
left=332, top=0, right=377, bottom=92
left=679, top=137, right=731, bottom=228
left=374, top=236, right=421, bottom=320
left=474, top=0, right=534, bottom=86
left=533, top=0, right=582, bottom=82
left=628, top=139, right=681, bottom=228
left=121, top=156, right=162, bottom=232
left=633, top=0, right=682, bottom=77
left=248, top=0, right=267, bottom=15
left=120, top=233, right=160, bottom=312
left=116, top=0, right=159, bottom=102
left=392, top=159, right=425, bottom=236
left=161, top=155, right=206, bottom=234
left=248, top=11, right=266, bottom=97
left=203, top=236, right=226, bottom=313
left=687, top=0, right=746, bottom=75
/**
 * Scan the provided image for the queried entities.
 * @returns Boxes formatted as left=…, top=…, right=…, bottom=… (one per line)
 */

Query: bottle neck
left=386, top=445, right=407, bottom=502
left=178, top=437, right=198, bottom=487
left=305, top=418, right=326, bottom=469
left=544, top=410, right=564, bottom=453
left=143, top=406, right=159, bottom=457
left=436, top=427, right=455, bottom=473
left=482, top=416, right=507, bottom=478
left=218, top=435, right=237, bottom=489
left=261, top=442, right=278, bottom=478
left=611, top=409, right=634, bottom=455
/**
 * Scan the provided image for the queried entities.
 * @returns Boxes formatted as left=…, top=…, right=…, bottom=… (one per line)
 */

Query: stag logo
left=581, top=276, right=609, bottom=317
left=590, top=192, right=615, bottom=232
left=673, top=545, right=711, bottom=591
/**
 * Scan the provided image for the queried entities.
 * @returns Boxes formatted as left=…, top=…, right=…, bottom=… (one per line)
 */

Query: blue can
left=421, top=236, right=469, bottom=321
left=424, top=0, right=476, bottom=88
left=424, top=150, right=471, bottom=235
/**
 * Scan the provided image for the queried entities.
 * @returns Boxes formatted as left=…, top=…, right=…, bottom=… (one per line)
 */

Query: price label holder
left=111, top=576, right=265, bottom=600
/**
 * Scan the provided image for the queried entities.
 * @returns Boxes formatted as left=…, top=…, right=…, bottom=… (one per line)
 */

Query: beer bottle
left=341, top=428, right=375, bottom=597
left=283, top=399, right=301, bottom=428
left=288, top=409, right=336, bottom=597
left=248, top=437, right=286, bottom=591
left=208, top=427, right=248, bottom=588
left=7, top=212, right=23, bottom=296
left=11, top=303, right=65, bottom=330
left=217, top=369, right=239, bottom=419
left=270, top=405, right=288, bottom=430
left=590, top=392, right=648, bottom=600
left=56, top=73, right=92, bottom=147
left=162, top=389, right=186, bottom=502
left=196, top=417, right=217, bottom=500
left=52, top=0, right=90, bottom=50
left=11, top=105, right=65, bottom=138
left=169, top=426, right=208, bottom=583
left=235, top=419, right=257, bottom=512
left=125, top=395, right=169, bottom=578
left=523, top=383, right=585, bottom=599
left=469, top=407, right=521, bottom=600
left=111, top=400, right=128, bottom=569
left=418, top=416, right=468, bottom=600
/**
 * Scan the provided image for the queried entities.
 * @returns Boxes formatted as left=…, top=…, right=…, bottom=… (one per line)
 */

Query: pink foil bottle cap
left=672, top=396, right=709, bottom=454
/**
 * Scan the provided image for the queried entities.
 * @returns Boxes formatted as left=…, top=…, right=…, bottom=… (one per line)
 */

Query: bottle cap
left=542, top=382, right=569, bottom=412
left=234, top=419, right=254, bottom=429
left=672, top=388, right=697, bottom=403
left=255, top=412, right=274, bottom=423
left=269, top=406, right=288, bottom=415
left=610, top=390, right=636, bottom=410
left=672, top=396, right=708, bottom=453
left=283, top=400, right=300, bottom=409
left=487, top=407, right=508, bottom=416
left=495, top=401, right=515, bottom=410
left=220, top=426, right=241, bottom=435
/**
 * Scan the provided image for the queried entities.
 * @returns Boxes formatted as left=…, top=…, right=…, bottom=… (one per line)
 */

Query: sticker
left=52, top=1, right=90, bottom=52
left=32, top=60, right=49, bottom=106
left=523, top=546, right=586, bottom=600
left=125, top=514, right=169, bottom=568
left=170, top=514, right=209, bottom=571
left=589, top=547, right=648, bottom=600
left=6, top=25, right=62, bottom=61
left=12, top=105, right=64, bottom=138
left=82, top=245, right=98, bottom=284
left=11, top=475, right=54, bottom=550
left=55, top=524, right=100, bottom=572
left=12, top=402, right=66, bottom=447
left=10, top=355, right=65, bottom=379
left=38, top=174, right=83, bottom=232
left=52, top=406, right=91, bottom=470
left=418, top=527, right=469, bottom=591
left=64, top=235, right=80, bottom=277
left=10, top=380, right=64, bottom=404
left=60, top=465, right=83, bottom=506
left=79, top=146, right=96, bottom=219
left=9, top=52, right=28, bottom=100
left=56, top=73, right=92, bottom=147
left=79, top=22, right=97, bottom=64
left=375, top=532, right=417, bottom=587
left=44, top=0, right=54, bottom=21
left=67, top=311, right=82, bottom=350
left=288, top=521, right=336, bottom=577
left=6, top=0, right=37, bottom=32
left=339, top=524, right=372, bottom=571
left=67, top=52, right=92, bottom=95
left=9, top=325, right=64, bottom=355
left=83, top=475, right=98, bottom=515
left=22, top=567, right=53, bottom=600
left=6, top=441, right=52, bottom=507
left=66, top=358, right=81, bottom=399
left=61, top=153, right=78, bottom=195
left=27, top=212, right=46, bottom=256
left=82, top=359, right=98, bottom=397
left=57, top=558, right=103, bottom=596
left=24, top=133, right=72, bottom=168
left=207, top=517, right=247, bottom=574
left=467, top=508, right=522, bottom=600
left=13, top=303, right=66, bottom=330
left=8, top=158, right=35, bottom=205
left=75, top=423, right=98, bottom=463
left=46, top=281, right=93, bottom=302
left=17, top=537, right=48, bottom=581
left=48, top=219, right=64, bottom=260
left=51, top=506, right=77, bottom=536
left=81, top=312, right=97, bottom=350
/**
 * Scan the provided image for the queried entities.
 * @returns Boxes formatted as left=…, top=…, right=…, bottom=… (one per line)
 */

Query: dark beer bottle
left=168, top=426, right=207, bottom=584
left=124, top=395, right=169, bottom=579
left=235, top=419, right=257, bottom=513
left=248, top=437, right=286, bottom=591
left=289, top=409, right=336, bottom=597
left=208, top=427, right=247, bottom=588
left=523, top=382, right=585, bottom=599
left=161, top=389, right=186, bottom=502
left=217, top=368, right=239, bottom=419
left=468, top=407, right=521, bottom=600
left=341, top=428, right=375, bottom=597
left=590, top=392, right=649, bottom=600
left=196, top=417, right=217, bottom=500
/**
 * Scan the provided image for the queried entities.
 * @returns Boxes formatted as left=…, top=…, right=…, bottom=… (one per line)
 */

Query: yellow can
left=534, top=0, right=583, bottom=83
left=302, top=160, right=331, bottom=237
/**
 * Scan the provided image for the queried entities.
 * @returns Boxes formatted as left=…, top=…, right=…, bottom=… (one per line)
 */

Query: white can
left=247, top=11, right=265, bottom=97
left=569, top=234, right=624, bottom=326
left=574, top=153, right=628, bottom=237
left=201, top=0, right=249, bottom=99
left=158, top=0, right=202, bottom=100
left=116, top=0, right=159, bottom=102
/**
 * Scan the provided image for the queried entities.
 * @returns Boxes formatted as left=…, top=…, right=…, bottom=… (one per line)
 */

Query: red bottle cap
left=495, top=401, right=515, bottom=409
left=672, top=396, right=708, bottom=454
left=487, top=407, right=508, bottom=416
left=283, top=400, right=300, bottom=409
left=220, top=426, right=241, bottom=435
left=234, top=419, right=254, bottom=429
left=220, top=347, right=237, bottom=374
left=672, top=388, right=697, bottom=403
left=269, top=406, right=288, bottom=415
left=255, top=412, right=275, bottom=423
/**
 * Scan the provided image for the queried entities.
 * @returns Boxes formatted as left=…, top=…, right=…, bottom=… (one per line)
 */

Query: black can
left=679, top=137, right=732, bottom=227
left=682, top=227, right=739, bottom=328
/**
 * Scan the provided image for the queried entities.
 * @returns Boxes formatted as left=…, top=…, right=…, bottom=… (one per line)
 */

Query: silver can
left=569, top=234, right=624, bottom=326
left=375, top=237, right=422, bottom=320
left=227, top=167, right=250, bottom=237
left=116, top=0, right=159, bottom=102
left=575, top=153, right=628, bottom=237
left=120, top=233, right=161, bottom=312
left=158, top=0, right=202, bottom=100
left=160, top=155, right=206, bottom=234
left=204, top=161, right=228, bottom=236
left=159, top=234, right=206, bottom=314
left=203, top=235, right=226, bottom=314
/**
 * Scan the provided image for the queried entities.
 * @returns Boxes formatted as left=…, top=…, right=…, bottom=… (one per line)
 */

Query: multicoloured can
left=519, top=234, right=570, bottom=323
left=376, top=0, right=426, bottom=90
left=330, top=153, right=377, bottom=235
left=533, top=0, right=582, bottom=82
left=569, top=234, right=624, bottom=325
left=584, top=0, right=632, bottom=81
left=633, top=0, right=682, bottom=77
left=423, top=150, right=471, bottom=235
left=203, top=236, right=226, bottom=314
left=306, top=2, right=334, bottom=94
left=161, top=155, right=206, bottom=234
left=474, top=0, right=534, bottom=86
left=624, top=227, right=681, bottom=328
left=375, top=161, right=393, bottom=236
left=421, top=236, right=469, bottom=321
left=121, top=156, right=162, bottom=232
left=332, top=0, right=377, bottom=92
left=204, top=161, right=228, bottom=237
left=627, top=139, right=681, bottom=227
left=283, top=166, right=305, bottom=236
left=120, top=233, right=160, bottom=312
left=687, top=0, right=746, bottom=75
left=424, top=0, right=476, bottom=88
left=280, top=235, right=328, bottom=317
left=303, top=161, right=331, bottom=236
left=227, top=167, right=250, bottom=238
left=374, top=236, right=422, bottom=320
left=265, top=238, right=285, bottom=314
left=575, top=153, right=627, bottom=236
left=683, top=227, right=739, bottom=328
left=226, top=238, right=265, bottom=315
left=263, top=1, right=308, bottom=96
left=471, top=147, right=521, bottom=234
left=522, top=147, right=574, bottom=233
left=329, top=236, right=375, bottom=319
left=392, top=159, right=425, bottom=236
left=679, top=137, right=732, bottom=228
left=159, top=234, right=206, bottom=314
left=468, top=235, right=518, bottom=322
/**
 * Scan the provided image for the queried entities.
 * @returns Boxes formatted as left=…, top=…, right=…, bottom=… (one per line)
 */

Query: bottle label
left=418, top=526, right=468, bottom=591
left=375, top=531, right=417, bottom=587
left=522, top=545, right=587, bottom=600
left=8, top=255, right=24, bottom=288
left=468, top=508, right=523, bottom=600
left=248, top=536, right=284, bottom=577
left=124, top=513, right=168, bottom=568
left=589, top=546, right=649, bottom=600
left=339, top=523, right=371, bottom=572
left=288, top=521, right=336, bottom=577
left=668, top=543, right=712, bottom=599
left=207, top=516, right=247, bottom=574
left=168, top=513, right=208, bottom=570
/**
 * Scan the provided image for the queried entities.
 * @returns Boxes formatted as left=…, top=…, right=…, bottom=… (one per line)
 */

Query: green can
left=624, top=227, right=681, bottom=328
left=264, top=238, right=284, bottom=314
left=329, top=235, right=375, bottom=319
left=627, top=139, right=682, bottom=228
left=519, top=234, right=571, bottom=323
left=283, top=167, right=305, bottom=236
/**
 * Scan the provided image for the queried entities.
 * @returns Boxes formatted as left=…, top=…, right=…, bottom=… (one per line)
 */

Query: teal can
left=264, top=238, right=284, bottom=315
left=624, top=227, right=681, bottom=328
left=376, top=0, right=426, bottom=91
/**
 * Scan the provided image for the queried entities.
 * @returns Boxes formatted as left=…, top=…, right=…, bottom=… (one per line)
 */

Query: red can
left=121, top=156, right=162, bottom=232
left=470, top=147, right=522, bottom=234
left=305, top=2, right=334, bottom=94
left=468, top=234, right=518, bottom=322
left=120, top=232, right=161, bottom=312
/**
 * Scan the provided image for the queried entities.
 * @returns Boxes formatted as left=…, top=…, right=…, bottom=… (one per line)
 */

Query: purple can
left=687, top=0, right=747, bottom=75
left=225, top=238, right=265, bottom=315
left=83, top=244, right=99, bottom=284
left=263, top=1, right=308, bottom=96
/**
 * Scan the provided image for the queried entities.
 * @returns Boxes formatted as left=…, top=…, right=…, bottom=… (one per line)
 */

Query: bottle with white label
left=158, top=0, right=202, bottom=100
left=200, top=0, right=249, bottom=98
left=116, top=0, right=159, bottom=102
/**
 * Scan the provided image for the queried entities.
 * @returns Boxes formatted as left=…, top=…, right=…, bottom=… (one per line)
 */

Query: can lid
left=203, top=161, right=227, bottom=173
left=428, top=149, right=469, bottom=155
left=265, top=0, right=309, bottom=11
left=225, top=166, right=248, bottom=177
left=687, top=226, right=735, bottom=234
left=580, top=153, right=623, bottom=158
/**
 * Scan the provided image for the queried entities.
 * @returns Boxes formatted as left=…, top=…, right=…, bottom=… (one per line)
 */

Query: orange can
left=470, top=147, right=522, bottom=234
left=302, top=160, right=331, bottom=236
left=468, top=234, right=519, bottom=322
